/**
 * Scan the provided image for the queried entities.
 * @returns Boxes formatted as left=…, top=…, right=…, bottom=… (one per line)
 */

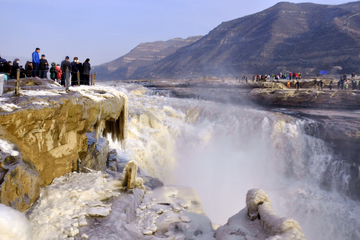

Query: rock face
left=0, top=140, right=40, bottom=212
left=0, top=84, right=128, bottom=188
left=80, top=133, right=109, bottom=171
left=132, top=1, right=360, bottom=79
left=93, top=36, right=202, bottom=80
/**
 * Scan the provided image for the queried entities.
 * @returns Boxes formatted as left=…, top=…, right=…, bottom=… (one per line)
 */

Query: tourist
left=24, top=61, right=33, bottom=77
left=82, top=58, right=91, bottom=85
left=61, top=56, right=72, bottom=86
left=10, top=58, right=20, bottom=79
left=295, top=80, right=300, bottom=90
left=32, top=48, right=40, bottom=77
left=287, top=81, right=290, bottom=88
left=318, top=79, right=323, bottom=90
left=345, top=80, right=349, bottom=90
left=7, top=61, right=12, bottom=78
left=337, top=80, right=341, bottom=90
left=49, top=63, right=57, bottom=81
left=351, top=72, right=355, bottom=80
left=39, top=54, right=49, bottom=79
left=314, top=79, right=317, bottom=89
left=19, top=65, right=26, bottom=78
left=56, top=64, right=62, bottom=83
left=289, top=72, right=292, bottom=80
left=352, top=79, right=356, bottom=90
left=329, top=80, right=333, bottom=90
left=0, top=55, right=9, bottom=73
left=71, top=57, right=79, bottom=86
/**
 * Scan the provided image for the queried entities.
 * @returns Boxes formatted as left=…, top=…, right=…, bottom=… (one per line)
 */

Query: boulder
left=0, top=140, right=40, bottom=212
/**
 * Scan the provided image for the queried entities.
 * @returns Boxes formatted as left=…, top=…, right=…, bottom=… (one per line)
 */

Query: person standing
left=56, top=64, right=62, bottom=83
left=32, top=48, right=40, bottom=77
left=295, top=80, right=300, bottom=90
left=49, top=63, right=56, bottom=81
left=0, top=55, right=9, bottom=73
left=82, top=58, right=91, bottom=85
left=329, top=80, right=333, bottom=90
left=71, top=57, right=79, bottom=86
left=61, top=56, right=72, bottom=86
left=39, top=54, right=49, bottom=78
left=25, top=61, right=33, bottom=77
left=10, top=59, right=20, bottom=79
left=318, top=79, right=323, bottom=90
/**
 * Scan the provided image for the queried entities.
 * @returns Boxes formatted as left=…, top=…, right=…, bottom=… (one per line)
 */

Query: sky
left=0, top=0, right=353, bottom=66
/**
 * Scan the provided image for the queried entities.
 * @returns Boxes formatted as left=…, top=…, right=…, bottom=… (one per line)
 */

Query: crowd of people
left=0, top=48, right=92, bottom=86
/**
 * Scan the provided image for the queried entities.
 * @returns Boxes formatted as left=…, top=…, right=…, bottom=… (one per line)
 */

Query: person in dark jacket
left=25, top=61, right=33, bottom=77
left=32, top=48, right=40, bottom=77
left=0, top=55, right=9, bottom=73
left=82, top=58, right=91, bottom=85
left=19, top=65, right=26, bottom=78
left=71, top=57, right=79, bottom=86
left=11, top=59, right=20, bottom=79
left=49, top=62, right=57, bottom=81
left=39, top=54, right=49, bottom=79
left=61, top=56, right=72, bottom=86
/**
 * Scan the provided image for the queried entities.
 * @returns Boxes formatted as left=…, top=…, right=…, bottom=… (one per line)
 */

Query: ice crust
left=27, top=171, right=122, bottom=239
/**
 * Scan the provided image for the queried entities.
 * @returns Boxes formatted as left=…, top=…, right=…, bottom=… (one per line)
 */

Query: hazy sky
left=0, top=0, right=352, bottom=66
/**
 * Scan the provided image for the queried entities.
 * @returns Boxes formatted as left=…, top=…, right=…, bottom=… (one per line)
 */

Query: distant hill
left=131, top=1, right=360, bottom=79
left=93, top=36, right=202, bottom=80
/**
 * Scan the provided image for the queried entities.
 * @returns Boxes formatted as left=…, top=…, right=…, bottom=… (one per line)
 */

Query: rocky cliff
left=132, top=1, right=360, bottom=79
left=0, top=79, right=128, bottom=211
left=94, top=36, right=202, bottom=80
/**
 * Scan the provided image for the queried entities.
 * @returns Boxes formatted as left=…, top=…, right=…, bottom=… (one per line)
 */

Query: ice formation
left=122, top=160, right=145, bottom=191
left=28, top=171, right=122, bottom=239
left=246, top=189, right=306, bottom=240
left=0, top=204, right=32, bottom=240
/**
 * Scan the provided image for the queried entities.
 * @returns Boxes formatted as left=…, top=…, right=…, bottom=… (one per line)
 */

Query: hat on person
left=51, top=62, right=55, bottom=66
left=65, top=56, right=69, bottom=59
left=41, top=54, right=45, bottom=57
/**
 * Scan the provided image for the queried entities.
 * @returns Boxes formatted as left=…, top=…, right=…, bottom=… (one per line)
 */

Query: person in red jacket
left=55, top=64, right=62, bottom=84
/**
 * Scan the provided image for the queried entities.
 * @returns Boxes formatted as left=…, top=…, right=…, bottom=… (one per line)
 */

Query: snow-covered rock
left=216, top=189, right=306, bottom=240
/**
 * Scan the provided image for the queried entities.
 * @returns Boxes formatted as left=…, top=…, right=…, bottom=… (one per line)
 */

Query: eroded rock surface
left=0, top=83, right=128, bottom=188
left=0, top=140, right=40, bottom=212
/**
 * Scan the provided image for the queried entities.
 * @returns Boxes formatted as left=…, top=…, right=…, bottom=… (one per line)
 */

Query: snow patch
left=0, top=139, right=20, bottom=156
left=0, top=204, right=32, bottom=240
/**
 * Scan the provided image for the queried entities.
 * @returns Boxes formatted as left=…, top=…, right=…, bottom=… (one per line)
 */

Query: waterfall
left=108, top=82, right=360, bottom=240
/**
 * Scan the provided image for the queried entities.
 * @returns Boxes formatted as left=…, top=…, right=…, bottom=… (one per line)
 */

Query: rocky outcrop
left=94, top=36, right=202, bottom=80
left=0, top=140, right=40, bottom=212
left=0, top=82, right=128, bottom=189
left=247, top=88, right=360, bottom=109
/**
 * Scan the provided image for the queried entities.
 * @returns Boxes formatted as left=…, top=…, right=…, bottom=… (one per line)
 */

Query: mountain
left=93, top=36, right=202, bottom=80
left=131, top=1, right=360, bottom=79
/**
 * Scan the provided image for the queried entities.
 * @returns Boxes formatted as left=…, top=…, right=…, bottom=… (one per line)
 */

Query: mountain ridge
left=97, top=1, right=360, bottom=80
left=93, top=36, right=202, bottom=80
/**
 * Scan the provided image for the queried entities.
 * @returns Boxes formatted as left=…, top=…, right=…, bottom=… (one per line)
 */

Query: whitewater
left=107, top=81, right=359, bottom=240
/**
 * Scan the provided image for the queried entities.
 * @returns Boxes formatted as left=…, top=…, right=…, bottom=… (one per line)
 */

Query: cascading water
left=107, top=81, right=360, bottom=240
